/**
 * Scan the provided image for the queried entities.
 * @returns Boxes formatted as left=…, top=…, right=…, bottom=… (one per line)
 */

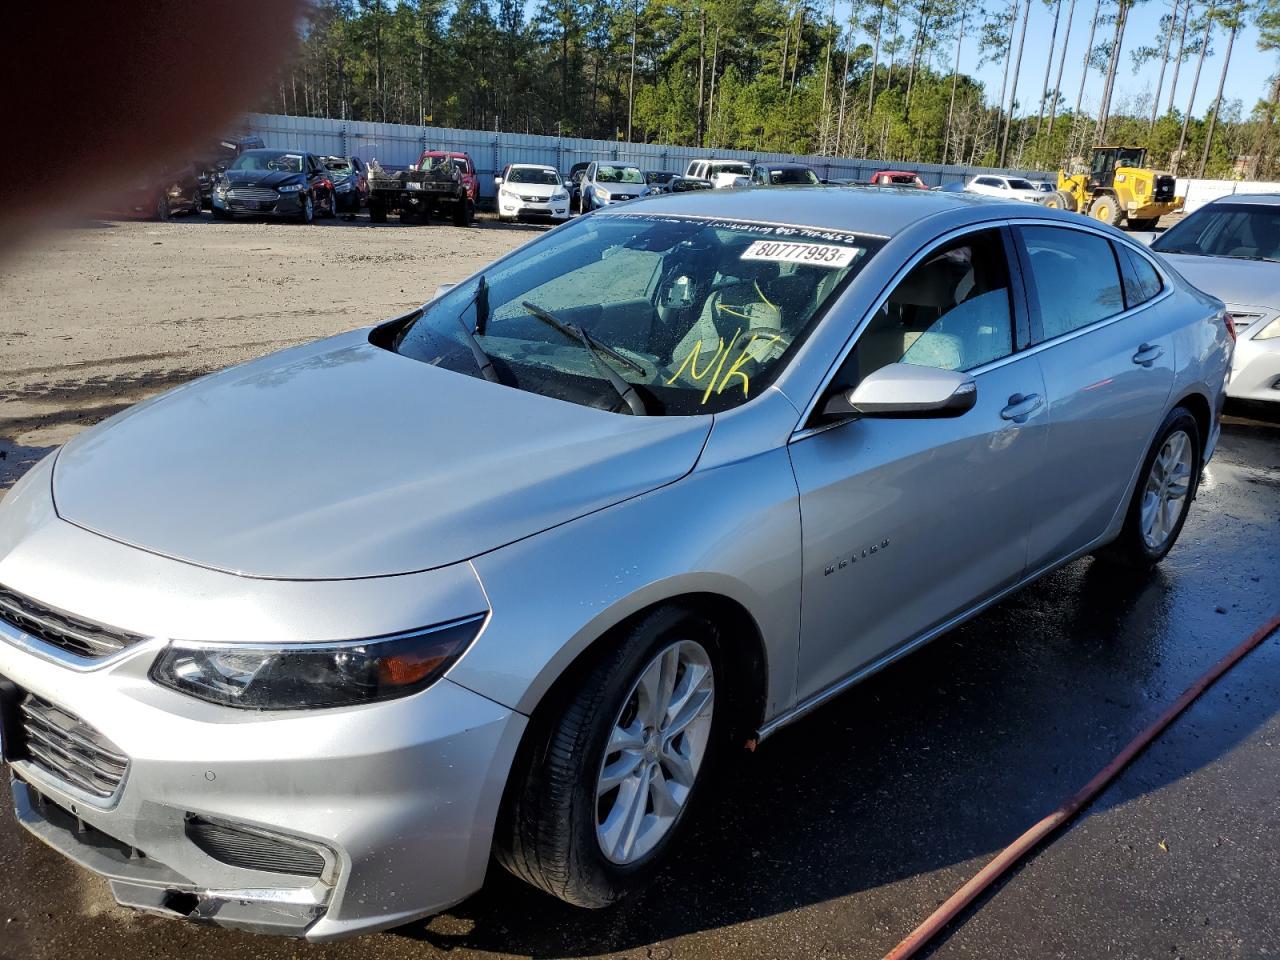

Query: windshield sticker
left=742, top=240, right=861, bottom=268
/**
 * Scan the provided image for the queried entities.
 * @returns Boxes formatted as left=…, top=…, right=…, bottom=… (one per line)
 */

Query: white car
left=494, top=164, right=570, bottom=222
left=1150, top=193, right=1280, bottom=403
left=684, top=158, right=751, bottom=189
left=965, top=175, right=1045, bottom=204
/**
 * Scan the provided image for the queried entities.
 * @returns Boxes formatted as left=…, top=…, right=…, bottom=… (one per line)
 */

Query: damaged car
left=0, top=188, right=1231, bottom=941
left=211, top=149, right=337, bottom=223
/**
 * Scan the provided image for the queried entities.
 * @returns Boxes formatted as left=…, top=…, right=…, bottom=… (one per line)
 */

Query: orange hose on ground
left=883, top=611, right=1280, bottom=960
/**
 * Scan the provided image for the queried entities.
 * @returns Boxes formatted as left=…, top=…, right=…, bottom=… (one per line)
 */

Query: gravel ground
left=1, top=213, right=1278, bottom=960
left=0, top=212, right=541, bottom=487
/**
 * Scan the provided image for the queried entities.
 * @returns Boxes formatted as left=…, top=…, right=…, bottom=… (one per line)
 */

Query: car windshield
left=325, top=159, right=353, bottom=174
left=771, top=168, right=820, bottom=185
left=1007, top=178, right=1035, bottom=190
left=1152, top=205, right=1280, bottom=262
left=711, top=162, right=750, bottom=177
left=230, top=151, right=303, bottom=173
left=508, top=167, right=560, bottom=185
left=647, top=171, right=675, bottom=184
left=389, top=213, right=883, bottom=415
left=596, top=165, right=644, bottom=184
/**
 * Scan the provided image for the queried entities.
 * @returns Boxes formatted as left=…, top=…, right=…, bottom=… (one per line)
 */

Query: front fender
left=451, top=443, right=803, bottom=724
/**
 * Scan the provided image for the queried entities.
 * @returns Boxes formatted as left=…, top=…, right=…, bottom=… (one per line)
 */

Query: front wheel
left=1087, top=194, right=1122, bottom=226
left=1096, top=408, right=1201, bottom=568
left=495, top=606, right=721, bottom=907
left=298, top=191, right=315, bottom=224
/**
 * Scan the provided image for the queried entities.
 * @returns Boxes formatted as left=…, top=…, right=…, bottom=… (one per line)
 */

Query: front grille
left=519, top=194, right=547, bottom=203
left=186, top=816, right=326, bottom=878
left=18, top=694, right=129, bottom=800
left=0, top=585, right=145, bottom=659
left=226, top=187, right=279, bottom=203
left=1154, top=175, right=1176, bottom=201
left=610, top=193, right=632, bottom=201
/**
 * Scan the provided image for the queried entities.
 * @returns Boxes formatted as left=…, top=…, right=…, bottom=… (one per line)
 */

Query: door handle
left=1000, top=392, right=1043, bottom=422
left=1133, top=343, right=1164, bottom=367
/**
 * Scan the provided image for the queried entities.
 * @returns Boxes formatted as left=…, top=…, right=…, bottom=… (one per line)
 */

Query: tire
left=1043, top=189, right=1076, bottom=212
left=1087, top=194, right=1122, bottom=226
left=1096, top=407, right=1201, bottom=569
left=155, top=193, right=171, bottom=221
left=368, top=199, right=387, bottom=223
left=298, top=191, right=315, bottom=224
left=495, top=605, right=723, bottom=908
left=453, top=197, right=474, bottom=227
left=323, top=190, right=338, bottom=218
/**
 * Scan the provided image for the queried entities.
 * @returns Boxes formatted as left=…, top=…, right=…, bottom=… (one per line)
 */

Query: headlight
left=277, top=183, right=306, bottom=193
left=594, top=185, right=609, bottom=196
left=1255, top=316, right=1280, bottom=341
left=150, top=614, right=485, bottom=710
left=213, top=182, right=227, bottom=196
left=553, top=188, right=568, bottom=200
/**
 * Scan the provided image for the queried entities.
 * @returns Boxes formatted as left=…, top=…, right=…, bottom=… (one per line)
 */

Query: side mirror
left=494, top=176, right=504, bottom=185
left=433, top=282, right=457, bottom=300
left=822, top=363, right=977, bottom=420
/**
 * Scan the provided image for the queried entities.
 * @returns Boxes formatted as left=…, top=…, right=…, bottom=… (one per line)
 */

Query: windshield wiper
left=1223, top=253, right=1280, bottom=263
left=456, top=276, right=499, bottom=383
left=521, top=301, right=648, bottom=416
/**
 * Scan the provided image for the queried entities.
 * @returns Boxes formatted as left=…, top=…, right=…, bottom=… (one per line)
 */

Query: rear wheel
left=1087, top=194, right=1122, bottom=226
left=453, top=198, right=474, bottom=227
left=155, top=193, right=171, bottom=221
left=368, top=198, right=387, bottom=223
left=495, top=606, right=722, bottom=907
left=1096, top=408, right=1200, bottom=568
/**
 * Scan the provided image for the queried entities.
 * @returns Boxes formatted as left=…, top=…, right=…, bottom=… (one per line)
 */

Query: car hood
left=1155, top=252, right=1279, bottom=311
left=221, top=169, right=304, bottom=189
left=507, top=182, right=561, bottom=197
left=52, top=332, right=712, bottom=581
left=597, top=182, right=648, bottom=196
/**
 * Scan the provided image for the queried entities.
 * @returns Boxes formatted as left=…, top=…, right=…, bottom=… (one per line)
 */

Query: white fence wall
left=244, top=113, right=1053, bottom=201
left=1178, top=178, right=1280, bottom=213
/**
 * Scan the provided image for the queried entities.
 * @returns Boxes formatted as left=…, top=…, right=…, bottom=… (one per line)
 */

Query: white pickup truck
left=684, top=158, right=751, bottom=189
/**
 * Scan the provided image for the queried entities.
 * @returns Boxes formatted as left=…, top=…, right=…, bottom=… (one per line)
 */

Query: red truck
left=365, top=150, right=478, bottom=226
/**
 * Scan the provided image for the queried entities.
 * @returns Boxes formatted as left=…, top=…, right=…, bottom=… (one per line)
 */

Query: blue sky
left=840, top=0, right=1275, bottom=119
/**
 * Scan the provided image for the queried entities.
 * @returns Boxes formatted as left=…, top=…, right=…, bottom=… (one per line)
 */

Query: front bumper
left=212, top=191, right=306, bottom=217
left=1, top=647, right=524, bottom=940
left=1226, top=336, right=1280, bottom=403
left=0, top=469, right=527, bottom=940
left=498, top=196, right=569, bottom=220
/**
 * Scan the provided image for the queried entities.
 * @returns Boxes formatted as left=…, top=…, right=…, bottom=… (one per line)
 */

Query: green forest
left=274, top=0, right=1280, bottom=178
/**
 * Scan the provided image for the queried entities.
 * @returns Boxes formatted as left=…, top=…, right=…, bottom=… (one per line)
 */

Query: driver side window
left=842, top=230, right=1016, bottom=387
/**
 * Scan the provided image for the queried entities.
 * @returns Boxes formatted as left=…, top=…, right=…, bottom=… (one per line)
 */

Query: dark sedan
left=211, top=149, right=337, bottom=223
left=103, top=161, right=203, bottom=220
left=323, top=156, right=369, bottom=213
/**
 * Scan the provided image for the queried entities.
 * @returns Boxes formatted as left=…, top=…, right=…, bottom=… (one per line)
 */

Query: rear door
left=789, top=226, right=1050, bottom=701
left=1013, top=223, right=1177, bottom=569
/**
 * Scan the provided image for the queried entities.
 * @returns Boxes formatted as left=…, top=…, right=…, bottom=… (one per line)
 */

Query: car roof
left=508, top=162, right=555, bottom=169
left=1208, top=193, right=1280, bottom=207
left=764, top=162, right=814, bottom=169
left=603, top=184, right=1017, bottom=235
left=874, top=170, right=921, bottom=176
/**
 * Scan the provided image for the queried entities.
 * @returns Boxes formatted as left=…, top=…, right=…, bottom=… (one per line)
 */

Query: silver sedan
left=1149, top=193, right=1280, bottom=403
left=0, top=187, right=1232, bottom=940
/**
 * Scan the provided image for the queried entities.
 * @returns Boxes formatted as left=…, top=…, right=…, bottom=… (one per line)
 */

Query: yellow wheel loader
left=1040, top=146, right=1182, bottom=230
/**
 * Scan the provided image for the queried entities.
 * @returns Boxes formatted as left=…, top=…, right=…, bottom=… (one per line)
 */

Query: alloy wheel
left=595, top=639, right=715, bottom=865
left=1140, top=429, right=1193, bottom=550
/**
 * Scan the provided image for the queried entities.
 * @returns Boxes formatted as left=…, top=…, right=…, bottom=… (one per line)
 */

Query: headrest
left=891, top=258, right=956, bottom=309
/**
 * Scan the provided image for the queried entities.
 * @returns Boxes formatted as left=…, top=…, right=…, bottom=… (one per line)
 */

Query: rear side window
left=1117, top=245, right=1162, bottom=307
left=1022, top=226, right=1124, bottom=341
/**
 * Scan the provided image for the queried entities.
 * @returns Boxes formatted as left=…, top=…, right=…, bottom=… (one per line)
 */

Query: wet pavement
left=0, top=405, right=1278, bottom=960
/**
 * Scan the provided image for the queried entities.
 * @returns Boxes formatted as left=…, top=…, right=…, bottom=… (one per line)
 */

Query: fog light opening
left=162, top=890, right=200, bottom=917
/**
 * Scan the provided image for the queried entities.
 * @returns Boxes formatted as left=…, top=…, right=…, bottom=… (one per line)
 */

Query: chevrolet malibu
left=0, top=189, right=1232, bottom=940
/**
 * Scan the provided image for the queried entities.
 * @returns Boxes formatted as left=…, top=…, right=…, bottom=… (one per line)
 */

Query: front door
left=789, top=227, right=1050, bottom=702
